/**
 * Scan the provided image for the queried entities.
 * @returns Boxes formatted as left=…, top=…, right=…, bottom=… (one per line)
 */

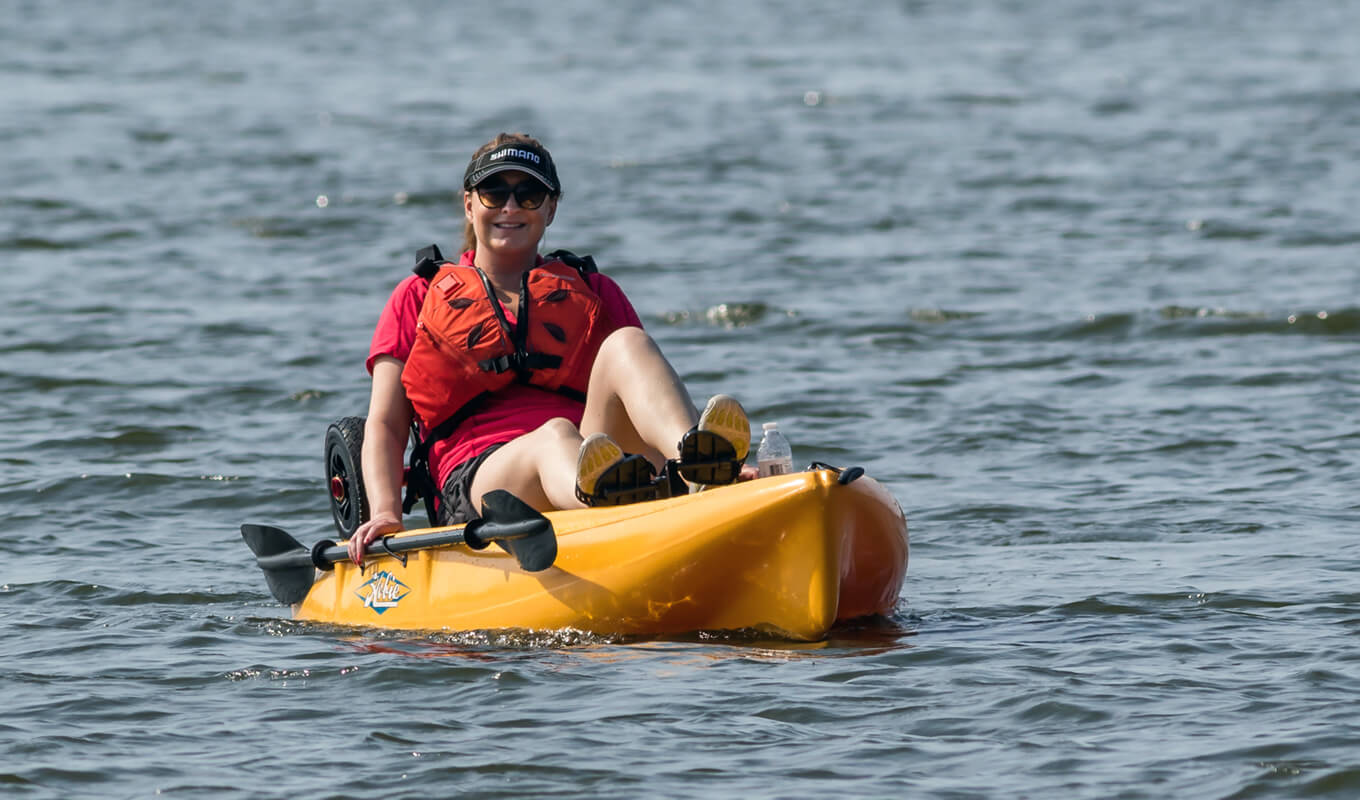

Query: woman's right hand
left=347, top=512, right=405, bottom=565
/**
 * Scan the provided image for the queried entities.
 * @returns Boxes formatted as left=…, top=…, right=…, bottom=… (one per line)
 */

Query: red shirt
left=367, top=251, right=643, bottom=489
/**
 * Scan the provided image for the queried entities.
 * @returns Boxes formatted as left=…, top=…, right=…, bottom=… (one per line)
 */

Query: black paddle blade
left=463, top=489, right=557, bottom=572
left=240, top=523, right=318, bottom=606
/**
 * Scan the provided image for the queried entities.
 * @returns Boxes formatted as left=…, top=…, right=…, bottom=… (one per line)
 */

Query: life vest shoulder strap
left=546, top=249, right=598, bottom=277
left=413, top=244, right=447, bottom=281
left=413, top=244, right=600, bottom=282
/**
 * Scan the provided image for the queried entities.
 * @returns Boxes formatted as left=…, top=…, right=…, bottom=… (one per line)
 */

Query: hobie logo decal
left=355, top=571, right=411, bottom=614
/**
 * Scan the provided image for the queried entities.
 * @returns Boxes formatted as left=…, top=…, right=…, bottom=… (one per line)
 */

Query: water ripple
left=4, top=1, right=1360, bottom=798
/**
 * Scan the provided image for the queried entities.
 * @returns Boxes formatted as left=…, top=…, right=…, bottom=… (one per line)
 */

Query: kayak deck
left=294, top=469, right=908, bottom=641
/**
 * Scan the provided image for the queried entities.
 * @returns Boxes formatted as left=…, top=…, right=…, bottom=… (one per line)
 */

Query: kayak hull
left=294, top=469, right=908, bottom=641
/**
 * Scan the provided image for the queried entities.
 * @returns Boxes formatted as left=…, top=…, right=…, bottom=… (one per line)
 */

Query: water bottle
left=756, top=422, right=794, bottom=477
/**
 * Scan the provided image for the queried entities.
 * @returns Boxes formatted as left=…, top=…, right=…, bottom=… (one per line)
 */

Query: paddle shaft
left=243, top=489, right=557, bottom=607
left=252, top=518, right=557, bottom=573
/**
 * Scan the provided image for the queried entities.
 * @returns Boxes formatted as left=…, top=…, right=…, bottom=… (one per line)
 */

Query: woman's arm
left=347, top=355, right=413, bottom=564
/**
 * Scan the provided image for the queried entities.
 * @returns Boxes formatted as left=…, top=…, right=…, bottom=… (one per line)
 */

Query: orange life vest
left=400, top=256, right=616, bottom=437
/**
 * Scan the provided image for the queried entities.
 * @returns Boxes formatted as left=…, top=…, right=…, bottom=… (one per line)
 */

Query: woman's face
left=464, top=170, right=557, bottom=258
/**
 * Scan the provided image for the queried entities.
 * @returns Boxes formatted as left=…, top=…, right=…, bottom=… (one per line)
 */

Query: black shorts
left=438, top=443, right=506, bottom=526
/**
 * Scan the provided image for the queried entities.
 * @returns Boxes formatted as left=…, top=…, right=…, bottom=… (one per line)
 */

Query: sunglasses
left=473, top=179, right=551, bottom=210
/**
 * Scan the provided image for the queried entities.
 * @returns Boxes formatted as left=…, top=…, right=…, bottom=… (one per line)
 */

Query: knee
left=534, top=416, right=582, bottom=445
left=597, top=326, right=656, bottom=362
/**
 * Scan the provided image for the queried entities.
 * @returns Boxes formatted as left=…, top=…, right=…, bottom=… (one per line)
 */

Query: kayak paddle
left=241, top=489, right=557, bottom=605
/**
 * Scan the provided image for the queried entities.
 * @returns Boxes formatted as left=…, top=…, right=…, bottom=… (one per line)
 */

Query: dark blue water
left=4, top=2, right=1359, bottom=797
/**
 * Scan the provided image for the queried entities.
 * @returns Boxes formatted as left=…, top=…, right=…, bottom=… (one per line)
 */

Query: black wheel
left=324, top=416, right=368, bottom=539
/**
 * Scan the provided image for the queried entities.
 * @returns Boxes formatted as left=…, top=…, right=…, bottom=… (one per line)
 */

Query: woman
left=348, top=132, right=753, bottom=564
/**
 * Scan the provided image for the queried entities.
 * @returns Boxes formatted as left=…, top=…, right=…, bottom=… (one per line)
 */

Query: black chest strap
left=401, top=391, right=492, bottom=526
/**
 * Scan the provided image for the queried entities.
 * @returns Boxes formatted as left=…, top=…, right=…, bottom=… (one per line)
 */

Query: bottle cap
left=762, top=422, right=778, bottom=431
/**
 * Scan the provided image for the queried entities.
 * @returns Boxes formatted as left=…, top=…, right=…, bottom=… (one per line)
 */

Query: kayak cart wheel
left=324, top=416, right=368, bottom=539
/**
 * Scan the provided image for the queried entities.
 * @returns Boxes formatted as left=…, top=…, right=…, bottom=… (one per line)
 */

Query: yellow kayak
left=245, top=468, right=908, bottom=641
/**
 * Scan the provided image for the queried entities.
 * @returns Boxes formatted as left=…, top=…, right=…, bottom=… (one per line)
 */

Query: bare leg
left=468, top=328, right=722, bottom=514
left=578, top=327, right=699, bottom=468
left=468, top=417, right=585, bottom=512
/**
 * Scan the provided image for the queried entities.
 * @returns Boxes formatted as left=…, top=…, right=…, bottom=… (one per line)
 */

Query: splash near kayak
left=242, top=467, right=908, bottom=641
